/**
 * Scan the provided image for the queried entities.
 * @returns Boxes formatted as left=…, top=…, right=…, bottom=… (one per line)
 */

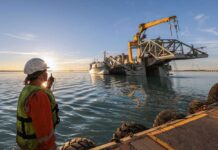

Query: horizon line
left=0, top=69, right=89, bottom=72
left=1, top=69, right=218, bottom=72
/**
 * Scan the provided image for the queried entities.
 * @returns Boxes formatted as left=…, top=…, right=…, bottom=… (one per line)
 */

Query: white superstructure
left=89, top=62, right=109, bottom=75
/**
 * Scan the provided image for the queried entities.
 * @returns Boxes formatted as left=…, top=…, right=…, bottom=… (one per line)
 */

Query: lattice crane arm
left=138, top=16, right=177, bottom=34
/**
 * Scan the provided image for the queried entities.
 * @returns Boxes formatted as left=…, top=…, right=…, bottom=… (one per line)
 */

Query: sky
left=0, top=0, right=218, bottom=71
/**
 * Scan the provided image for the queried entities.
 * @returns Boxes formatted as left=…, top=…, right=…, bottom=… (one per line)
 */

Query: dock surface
left=92, top=106, right=218, bottom=150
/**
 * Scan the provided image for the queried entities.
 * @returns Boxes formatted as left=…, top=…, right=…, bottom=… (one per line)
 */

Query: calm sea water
left=0, top=71, right=217, bottom=149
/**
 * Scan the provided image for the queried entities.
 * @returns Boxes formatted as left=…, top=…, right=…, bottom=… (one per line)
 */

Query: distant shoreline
left=0, top=70, right=217, bottom=73
left=172, top=70, right=218, bottom=72
left=0, top=70, right=88, bottom=73
left=0, top=70, right=23, bottom=72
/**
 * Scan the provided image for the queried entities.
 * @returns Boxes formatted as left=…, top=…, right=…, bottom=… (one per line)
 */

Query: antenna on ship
left=104, top=50, right=106, bottom=61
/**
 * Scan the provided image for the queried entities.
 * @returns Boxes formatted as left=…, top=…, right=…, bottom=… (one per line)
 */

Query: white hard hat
left=24, top=58, right=49, bottom=75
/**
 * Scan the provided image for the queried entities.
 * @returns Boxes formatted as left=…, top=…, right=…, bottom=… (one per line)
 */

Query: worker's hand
left=47, top=74, right=55, bottom=89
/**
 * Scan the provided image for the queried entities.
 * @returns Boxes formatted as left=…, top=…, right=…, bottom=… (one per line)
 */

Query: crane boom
left=128, top=16, right=178, bottom=63
left=138, top=16, right=177, bottom=34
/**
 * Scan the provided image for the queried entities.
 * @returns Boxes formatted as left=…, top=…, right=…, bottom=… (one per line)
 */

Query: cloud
left=194, top=14, right=205, bottom=20
left=3, top=33, right=36, bottom=41
left=55, top=58, right=93, bottom=70
left=57, top=58, right=93, bottom=64
left=0, top=51, right=39, bottom=55
left=201, top=27, right=218, bottom=36
left=193, top=39, right=218, bottom=45
left=194, top=14, right=208, bottom=23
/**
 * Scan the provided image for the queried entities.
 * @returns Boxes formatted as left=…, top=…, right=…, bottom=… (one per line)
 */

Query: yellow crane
left=128, top=16, right=178, bottom=63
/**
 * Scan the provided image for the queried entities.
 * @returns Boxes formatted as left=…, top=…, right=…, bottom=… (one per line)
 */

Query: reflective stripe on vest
left=38, top=130, right=54, bottom=144
left=16, top=85, right=59, bottom=149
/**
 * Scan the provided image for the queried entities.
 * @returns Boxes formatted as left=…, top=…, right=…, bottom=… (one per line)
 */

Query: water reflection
left=89, top=74, right=180, bottom=126
left=90, top=75, right=177, bottom=107
left=90, top=74, right=105, bottom=85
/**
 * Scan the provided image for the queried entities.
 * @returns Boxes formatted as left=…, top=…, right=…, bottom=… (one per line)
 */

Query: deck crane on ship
left=128, top=16, right=178, bottom=63
left=103, top=15, right=208, bottom=76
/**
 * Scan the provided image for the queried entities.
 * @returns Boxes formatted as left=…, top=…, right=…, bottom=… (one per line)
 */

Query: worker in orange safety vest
left=16, top=58, right=60, bottom=150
